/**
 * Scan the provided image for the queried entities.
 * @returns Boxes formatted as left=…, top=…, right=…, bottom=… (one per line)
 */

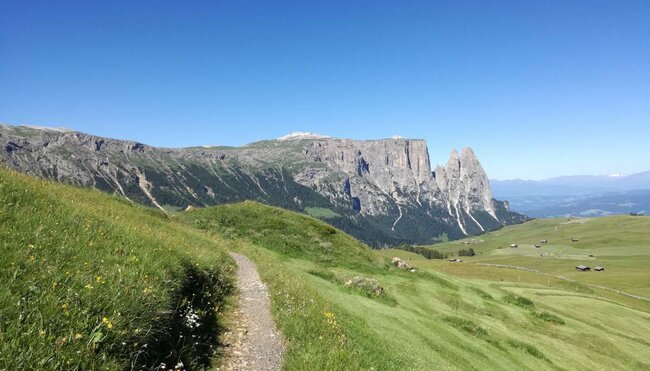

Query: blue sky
left=1, top=1, right=648, bottom=180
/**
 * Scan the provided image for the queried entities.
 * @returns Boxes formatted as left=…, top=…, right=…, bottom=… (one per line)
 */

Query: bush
left=395, top=244, right=447, bottom=259
left=458, top=248, right=475, bottom=256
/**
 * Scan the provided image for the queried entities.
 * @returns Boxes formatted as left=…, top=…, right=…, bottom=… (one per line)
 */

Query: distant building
left=576, top=265, right=590, bottom=271
left=540, top=239, right=548, bottom=243
left=510, top=244, right=518, bottom=248
left=594, top=266, right=605, bottom=271
left=571, top=238, right=579, bottom=242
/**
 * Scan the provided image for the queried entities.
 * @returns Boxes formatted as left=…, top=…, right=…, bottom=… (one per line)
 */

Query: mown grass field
left=0, top=168, right=235, bottom=369
left=185, top=203, right=650, bottom=370
left=408, top=216, right=650, bottom=298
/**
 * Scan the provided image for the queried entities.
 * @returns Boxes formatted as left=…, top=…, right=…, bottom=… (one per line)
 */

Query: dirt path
left=221, top=252, right=284, bottom=371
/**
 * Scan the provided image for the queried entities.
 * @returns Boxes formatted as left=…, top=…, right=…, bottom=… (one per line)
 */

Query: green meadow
left=409, top=216, right=650, bottom=299
left=186, top=203, right=650, bottom=370
left=2, top=167, right=649, bottom=370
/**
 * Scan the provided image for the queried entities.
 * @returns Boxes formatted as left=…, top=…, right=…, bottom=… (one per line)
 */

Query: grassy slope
left=184, top=203, right=650, bottom=370
left=0, top=168, right=234, bottom=369
left=412, top=216, right=650, bottom=298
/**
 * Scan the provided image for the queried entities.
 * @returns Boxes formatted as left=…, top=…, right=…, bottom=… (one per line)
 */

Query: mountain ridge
left=0, top=123, right=526, bottom=245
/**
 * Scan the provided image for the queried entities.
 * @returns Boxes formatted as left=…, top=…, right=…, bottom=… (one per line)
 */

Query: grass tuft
left=506, top=339, right=549, bottom=361
left=532, top=310, right=565, bottom=325
left=503, top=294, right=535, bottom=310
left=442, top=316, right=488, bottom=338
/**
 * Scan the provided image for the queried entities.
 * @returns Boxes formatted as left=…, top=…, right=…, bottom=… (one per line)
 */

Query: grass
left=0, top=168, right=235, bottom=369
left=4, top=166, right=650, bottom=370
left=305, top=207, right=341, bottom=219
left=184, top=202, right=650, bottom=370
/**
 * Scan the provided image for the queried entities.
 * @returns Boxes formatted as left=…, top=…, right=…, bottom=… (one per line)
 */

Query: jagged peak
left=460, top=147, right=476, bottom=157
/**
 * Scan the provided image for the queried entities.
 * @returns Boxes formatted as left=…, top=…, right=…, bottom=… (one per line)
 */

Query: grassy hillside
left=0, top=168, right=234, bottom=369
left=184, top=203, right=650, bottom=370
left=4, top=166, right=649, bottom=370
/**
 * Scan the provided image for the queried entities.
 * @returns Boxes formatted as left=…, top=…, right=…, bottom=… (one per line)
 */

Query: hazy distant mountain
left=0, top=124, right=526, bottom=246
left=507, top=190, right=650, bottom=218
left=492, top=171, right=650, bottom=198
left=491, top=172, right=650, bottom=218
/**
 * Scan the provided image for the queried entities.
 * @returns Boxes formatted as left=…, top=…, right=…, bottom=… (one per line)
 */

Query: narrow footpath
left=220, top=253, right=284, bottom=371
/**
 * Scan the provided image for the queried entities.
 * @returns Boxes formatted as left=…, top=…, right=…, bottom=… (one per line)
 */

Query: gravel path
left=221, top=253, right=284, bottom=371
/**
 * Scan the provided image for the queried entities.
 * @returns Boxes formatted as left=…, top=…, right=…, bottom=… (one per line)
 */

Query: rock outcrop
left=0, top=124, right=527, bottom=246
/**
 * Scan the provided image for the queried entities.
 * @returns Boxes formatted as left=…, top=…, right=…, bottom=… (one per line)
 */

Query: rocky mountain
left=0, top=124, right=526, bottom=246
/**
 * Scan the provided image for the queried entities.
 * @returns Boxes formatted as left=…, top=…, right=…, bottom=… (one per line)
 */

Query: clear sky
left=1, top=1, right=648, bottom=180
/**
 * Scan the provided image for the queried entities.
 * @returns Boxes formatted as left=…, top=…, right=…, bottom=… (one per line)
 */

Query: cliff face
left=0, top=125, right=526, bottom=245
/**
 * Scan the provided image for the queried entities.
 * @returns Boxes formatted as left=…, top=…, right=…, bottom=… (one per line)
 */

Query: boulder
left=344, top=276, right=384, bottom=296
left=392, top=257, right=412, bottom=270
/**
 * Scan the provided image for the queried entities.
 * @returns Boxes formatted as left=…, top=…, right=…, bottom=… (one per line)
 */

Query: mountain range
left=0, top=124, right=526, bottom=246
left=491, top=172, right=650, bottom=217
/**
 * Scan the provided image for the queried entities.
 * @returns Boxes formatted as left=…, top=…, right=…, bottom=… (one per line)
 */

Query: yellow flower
left=74, top=333, right=83, bottom=340
left=39, top=329, right=46, bottom=337
left=102, top=317, right=109, bottom=324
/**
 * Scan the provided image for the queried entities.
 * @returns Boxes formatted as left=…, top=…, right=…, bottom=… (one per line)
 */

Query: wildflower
left=74, top=333, right=83, bottom=340
left=39, top=329, right=46, bottom=336
left=183, top=307, right=201, bottom=329
left=84, top=284, right=94, bottom=290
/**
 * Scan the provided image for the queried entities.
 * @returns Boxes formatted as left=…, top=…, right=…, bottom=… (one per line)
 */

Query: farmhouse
left=576, top=265, right=590, bottom=271
left=510, top=244, right=518, bottom=248
left=447, top=258, right=463, bottom=263
left=534, top=244, right=542, bottom=248
left=540, top=239, right=548, bottom=243
left=571, top=238, right=579, bottom=242
left=595, top=266, right=605, bottom=271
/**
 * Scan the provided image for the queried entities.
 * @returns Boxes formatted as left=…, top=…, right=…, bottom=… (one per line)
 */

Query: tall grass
left=0, top=168, right=234, bottom=369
